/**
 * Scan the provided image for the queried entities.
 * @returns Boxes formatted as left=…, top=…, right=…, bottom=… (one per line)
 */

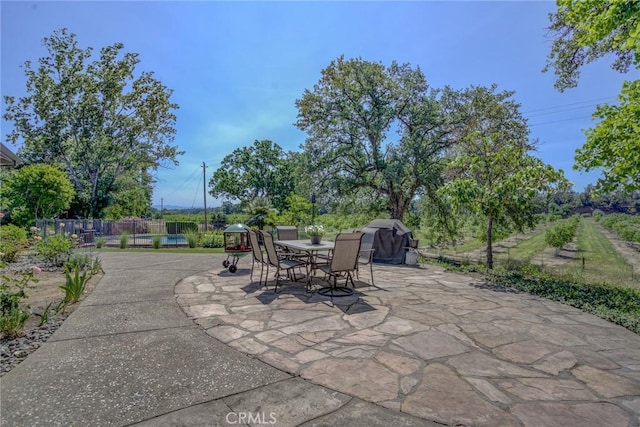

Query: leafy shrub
left=34, top=232, right=76, bottom=266
left=545, top=217, right=579, bottom=251
left=202, top=231, right=224, bottom=248
left=119, top=231, right=129, bottom=249
left=66, top=253, right=103, bottom=275
left=0, top=306, right=31, bottom=338
left=185, top=230, right=199, bottom=248
left=66, top=253, right=91, bottom=271
left=90, top=256, right=104, bottom=274
left=0, top=224, right=28, bottom=263
left=598, top=214, right=640, bottom=243
left=0, top=268, right=37, bottom=338
left=152, top=234, right=162, bottom=249
left=95, top=236, right=106, bottom=249
left=60, top=264, right=89, bottom=303
left=490, top=267, right=640, bottom=334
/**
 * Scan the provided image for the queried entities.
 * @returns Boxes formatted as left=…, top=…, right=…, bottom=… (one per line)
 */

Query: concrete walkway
left=2, top=252, right=640, bottom=426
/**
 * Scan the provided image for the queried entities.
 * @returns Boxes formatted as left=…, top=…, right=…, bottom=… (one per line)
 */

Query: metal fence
left=34, top=219, right=212, bottom=248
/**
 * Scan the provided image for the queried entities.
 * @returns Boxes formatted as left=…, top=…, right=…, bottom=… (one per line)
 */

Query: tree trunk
left=389, top=191, right=407, bottom=220
left=486, top=215, right=494, bottom=269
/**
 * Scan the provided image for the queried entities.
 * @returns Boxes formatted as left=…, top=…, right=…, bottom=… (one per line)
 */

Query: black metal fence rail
left=34, top=219, right=208, bottom=247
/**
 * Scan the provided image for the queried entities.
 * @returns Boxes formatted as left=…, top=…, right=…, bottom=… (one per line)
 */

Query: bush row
left=490, top=266, right=640, bottom=334
left=596, top=213, right=640, bottom=243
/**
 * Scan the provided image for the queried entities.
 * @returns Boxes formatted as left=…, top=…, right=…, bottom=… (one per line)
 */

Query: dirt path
left=529, top=241, right=578, bottom=268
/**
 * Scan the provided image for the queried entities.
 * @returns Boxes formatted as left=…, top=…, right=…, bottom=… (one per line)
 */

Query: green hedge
left=490, top=267, right=640, bottom=334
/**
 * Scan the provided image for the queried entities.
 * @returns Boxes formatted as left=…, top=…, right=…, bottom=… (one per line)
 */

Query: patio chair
left=276, top=225, right=298, bottom=240
left=259, top=230, right=308, bottom=293
left=275, top=225, right=308, bottom=261
left=317, top=231, right=364, bottom=296
left=248, top=230, right=267, bottom=287
left=357, top=233, right=375, bottom=287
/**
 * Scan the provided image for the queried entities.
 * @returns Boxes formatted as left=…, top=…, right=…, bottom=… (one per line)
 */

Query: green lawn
left=566, top=217, right=636, bottom=286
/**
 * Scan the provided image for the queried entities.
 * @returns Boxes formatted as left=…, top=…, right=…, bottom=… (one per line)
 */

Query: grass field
left=565, top=218, right=636, bottom=286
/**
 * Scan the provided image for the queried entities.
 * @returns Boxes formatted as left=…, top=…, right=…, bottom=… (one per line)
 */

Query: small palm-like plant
left=60, top=264, right=89, bottom=303
left=184, top=230, right=199, bottom=248
left=119, top=231, right=129, bottom=249
left=90, top=256, right=104, bottom=274
left=152, top=234, right=162, bottom=249
left=95, top=236, right=106, bottom=249
left=244, top=197, right=277, bottom=230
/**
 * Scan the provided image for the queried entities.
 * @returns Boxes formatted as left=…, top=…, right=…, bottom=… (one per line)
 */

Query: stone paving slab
left=176, top=259, right=640, bottom=426
left=301, top=398, right=439, bottom=427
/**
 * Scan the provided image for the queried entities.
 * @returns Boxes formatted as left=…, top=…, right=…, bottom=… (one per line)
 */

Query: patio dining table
left=274, top=239, right=334, bottom=285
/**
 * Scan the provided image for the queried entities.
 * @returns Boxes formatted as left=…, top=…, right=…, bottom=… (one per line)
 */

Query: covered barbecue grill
left=222, top=223, right=251, bottom=273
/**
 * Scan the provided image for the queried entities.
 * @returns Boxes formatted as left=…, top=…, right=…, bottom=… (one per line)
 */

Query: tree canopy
left=575, top=80, right=640, bottom=192
left=295, top=56, right=455, bottom=221
left=545, top=1, right=639, bottom=193
left=1, top=164, right=75, bottom=226
left=208, top=139, right=296, bottom=211
left=3, top=28, right=182, bottom=218
left=440, top=85, right=568, bottom=269
left=544, top=0, right=639, bottom=91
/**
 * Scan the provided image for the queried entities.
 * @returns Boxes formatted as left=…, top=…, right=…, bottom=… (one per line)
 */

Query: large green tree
left=440, top=85, right=568, bottom=269
left=545, top=0, right=639, bottom=192
left=208, top=139, right=296, bottom=211
left=102, top=168, right=154, bottom=219
left=1, top=164, right=75, bottom=226
left=295, top=56, right=455, bottom=221
left=575, top=80, right=640, bottom=192
left=3, top=28, right=182, bottom=218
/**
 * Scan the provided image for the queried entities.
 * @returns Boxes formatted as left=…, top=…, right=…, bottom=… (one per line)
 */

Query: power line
left=521, top=96, right=616, bottom=114
left=191, top=170, right=201, bottom=209
left=526, top=104, right=603, bottom=118
left=529, top=115, right=595, bottom=127
left=173, top=166, right=201, bottom=192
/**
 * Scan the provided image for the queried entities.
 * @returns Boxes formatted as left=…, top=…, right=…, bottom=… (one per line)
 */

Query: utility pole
left=202, top=162, right=207, bottom=230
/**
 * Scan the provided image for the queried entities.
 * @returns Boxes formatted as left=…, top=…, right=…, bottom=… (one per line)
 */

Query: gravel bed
left=1, top=255, right=67, bottom=376
left=0, top=314, right=68, bottom=376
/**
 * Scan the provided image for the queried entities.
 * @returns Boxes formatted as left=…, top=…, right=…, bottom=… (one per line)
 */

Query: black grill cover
left=361, top=219, right=413, bottom=264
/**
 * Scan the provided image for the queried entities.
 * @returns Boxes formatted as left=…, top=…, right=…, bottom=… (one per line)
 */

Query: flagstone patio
left=175, top=262, right=640, bottom=426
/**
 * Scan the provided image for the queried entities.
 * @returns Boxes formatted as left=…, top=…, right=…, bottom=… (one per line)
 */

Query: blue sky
left=1, top=1, right=633, bottom=208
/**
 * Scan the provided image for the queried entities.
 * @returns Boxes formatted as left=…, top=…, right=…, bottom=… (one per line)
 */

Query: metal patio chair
left=317, top=231, right=364, bottom=296
left=357, top=233, right=376, bottom=287
left=248, top=229, right=267, bottom=287
left=259, top=230, right=308, bottom=293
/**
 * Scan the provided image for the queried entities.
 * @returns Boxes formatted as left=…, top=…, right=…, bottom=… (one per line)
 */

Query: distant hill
left=152, top=205, right=199, bottom=210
